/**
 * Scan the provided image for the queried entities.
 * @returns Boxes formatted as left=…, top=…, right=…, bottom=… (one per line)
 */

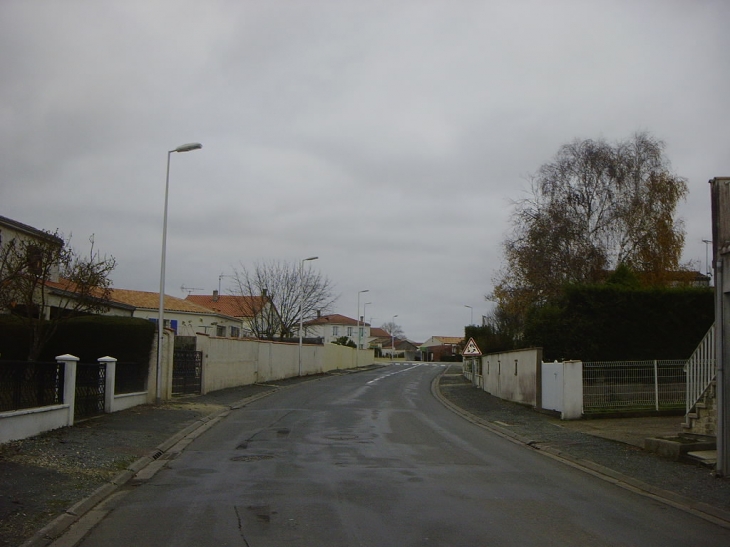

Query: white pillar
left=98, top=356, right=117, bottom=413
left=562, top=360, right=583, bottom=420
left=56, top=354, right=79, bottom=426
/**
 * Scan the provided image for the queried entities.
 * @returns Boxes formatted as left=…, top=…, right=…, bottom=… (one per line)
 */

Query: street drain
left=231, top=454, right=275, bottom=462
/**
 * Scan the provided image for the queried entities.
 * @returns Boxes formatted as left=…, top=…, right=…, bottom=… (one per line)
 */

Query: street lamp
left=157, top=142, right=202, bottom=405
left=703, top=239, right=713, bottom=278
left=465, top=305, right=473, bottom=325
left=391, top=314, right=398, bottom=359
left=357, top=289, right=369, bottom=351
left=362, top=301, right=371, bottom=347
left=299, top=256, right=318, bottom=376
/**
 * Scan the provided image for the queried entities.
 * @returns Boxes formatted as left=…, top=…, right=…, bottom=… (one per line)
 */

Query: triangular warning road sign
left=462, top=337, right=482, bottom=356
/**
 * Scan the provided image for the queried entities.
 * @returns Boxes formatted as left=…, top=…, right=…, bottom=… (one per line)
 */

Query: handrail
left=685, top=325, right=716, bottom=423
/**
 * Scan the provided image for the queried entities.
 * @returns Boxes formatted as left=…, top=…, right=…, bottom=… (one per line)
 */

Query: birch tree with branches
left=230, top=260, right=337, bottom=340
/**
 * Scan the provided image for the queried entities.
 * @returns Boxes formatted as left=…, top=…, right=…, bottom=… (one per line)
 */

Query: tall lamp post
left=362, top=302, right=371, bottom=329
left=298, top=256, right=318, bottom=376
left=703, top=239, right=713, bottom=278
left=465, top=305, right=473, bottom=325
left=157, top=142, right=202, bottom=405
left=391, top=314, right=398, bottom=359
left=357, top=290, right=369, bottom=351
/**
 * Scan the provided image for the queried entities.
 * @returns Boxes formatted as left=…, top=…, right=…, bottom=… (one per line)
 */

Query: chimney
left=212, top=290, right=219, bottom=302
left=317, top=310, right=321, bottom=318
left=262, top=288, right=268, bottom=297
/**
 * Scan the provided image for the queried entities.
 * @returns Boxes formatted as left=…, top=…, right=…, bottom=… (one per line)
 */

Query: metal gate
left=172, top=350, right=202, bottom=396
left=75, top=363, right=105, bottom=419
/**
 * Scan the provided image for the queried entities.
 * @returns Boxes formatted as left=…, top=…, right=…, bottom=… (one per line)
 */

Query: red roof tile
left=185, top=294, right=268, bottom=318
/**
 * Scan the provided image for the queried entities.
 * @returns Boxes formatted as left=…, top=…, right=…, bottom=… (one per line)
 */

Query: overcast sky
left=1, top=1, right=727, bottom=343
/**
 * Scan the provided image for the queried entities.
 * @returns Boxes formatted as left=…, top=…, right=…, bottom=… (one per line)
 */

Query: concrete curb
left=431, top=372, right=730, bottom=529
left=19, top=388, right=281, bottom=547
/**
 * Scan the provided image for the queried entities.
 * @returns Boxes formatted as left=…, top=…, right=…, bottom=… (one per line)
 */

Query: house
left=109, top=288, right=241, bottom=338
left=45, top=278, right=135, bottom=318
left=0, top=215, right=65, bottom=318
left=0, top=215, right=64, bottom=279
left=302, top=313, right=371, bottom=348
left=365, top=328, right=421, bottom=359
left=420, top=336, right=464, bottom=362
left=185, top=290, right=277, bottom=338
left=0, top=216, right=129, bottom=320
left=367, top=327, right=392, bottom=353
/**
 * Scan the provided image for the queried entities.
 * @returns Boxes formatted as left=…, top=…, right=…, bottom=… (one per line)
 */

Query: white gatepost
left=56, top=354, right=79, bottom=426
left=98, top=356, right=117, bottom=413
left=562, top=360, right=583, bottom=420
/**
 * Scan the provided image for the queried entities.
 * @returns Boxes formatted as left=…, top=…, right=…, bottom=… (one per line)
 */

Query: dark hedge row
left=522, top=285, right=714, bottom=361
left=464, top=324, right=516, bottom=357
left=0, top=315, right=155, bottom=364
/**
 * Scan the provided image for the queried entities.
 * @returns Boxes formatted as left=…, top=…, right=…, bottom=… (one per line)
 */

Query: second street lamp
left=357, top=289, right=369, bottom=351
left=298, top=256, right=318, bottom=376
left=156, top=142, right=202, bottom=405
left=391, top=314, right=398, bottom=359
left=465, top=305, right=473, bottom=325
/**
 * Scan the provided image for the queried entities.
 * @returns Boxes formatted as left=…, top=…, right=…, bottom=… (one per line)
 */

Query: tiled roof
left=435, top=336, right=464, bottom=345
left=185, top=294, right=268, bottom=318
left=45, top=279, right=135, bottom=310
left=110, top=288, right=224, bottom=315
left=304, top=313, right=368, bottom=327
left=369, top=327, right=391, bottom=338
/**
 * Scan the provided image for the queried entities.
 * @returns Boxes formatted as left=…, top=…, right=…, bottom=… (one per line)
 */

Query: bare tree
left=380, top=321, right=404, bottom=340
left=492, top=132, right=687, bottom=326
left=0, top=231, right=116, bottom=360
left=230, top=260, right=337, bottom=340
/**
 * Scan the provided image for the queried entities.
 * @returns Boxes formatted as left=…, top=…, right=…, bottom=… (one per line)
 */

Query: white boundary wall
left=0, top=355, right=78, bottom=444
left=194, top=334, right=372, bottom=394
left=2, top=338, right=373, bottom=443
left=480, top=348, right=542, bottom=406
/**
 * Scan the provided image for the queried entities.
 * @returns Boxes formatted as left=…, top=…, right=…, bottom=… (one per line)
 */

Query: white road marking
left=366, top=364, right=423, bottom=385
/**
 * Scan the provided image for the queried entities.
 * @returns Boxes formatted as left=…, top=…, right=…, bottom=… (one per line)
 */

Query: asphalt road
left=69, top=364, right=730, bottom=547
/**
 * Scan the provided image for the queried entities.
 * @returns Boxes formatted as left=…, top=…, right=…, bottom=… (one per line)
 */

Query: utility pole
left=710, top=176, right=730, bottom=476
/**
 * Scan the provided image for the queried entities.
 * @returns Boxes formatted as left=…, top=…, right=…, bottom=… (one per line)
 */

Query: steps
left=683, top=380, right=717, bottom=436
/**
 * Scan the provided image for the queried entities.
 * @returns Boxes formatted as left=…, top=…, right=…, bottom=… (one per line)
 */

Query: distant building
left=186, top=290, right=277, bottom=338
left=420, top=335, right=464, bottom=361
left=109, top=288, right=240, bottom=338
left=303, top=313, right=371, bottom=348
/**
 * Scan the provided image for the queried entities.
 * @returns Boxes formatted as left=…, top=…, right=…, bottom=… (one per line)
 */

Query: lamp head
left=174, top=143, right=203, bottom=153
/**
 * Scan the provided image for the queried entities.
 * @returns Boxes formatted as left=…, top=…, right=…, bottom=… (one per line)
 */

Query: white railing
left=685, top=325, right=716, bottom=422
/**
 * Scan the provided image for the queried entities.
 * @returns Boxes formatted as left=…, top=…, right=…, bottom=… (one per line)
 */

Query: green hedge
left=523, top=285, right=714, bottom=361
left=0, top=315, right=155, bottom=363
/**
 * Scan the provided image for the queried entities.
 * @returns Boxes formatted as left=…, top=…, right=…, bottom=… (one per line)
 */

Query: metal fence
left=583, top=360, right=686, bottom=414
left=0, top=361, right=64, bottom=412
left=114, top=361, right=148, bottom=394
left=74, top=362, right=106, bottom=419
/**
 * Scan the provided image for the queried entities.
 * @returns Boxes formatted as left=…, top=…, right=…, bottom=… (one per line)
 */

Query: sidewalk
left=436, top=368, right=730, bottom=525
left=2, top=365, right=730, bottom=547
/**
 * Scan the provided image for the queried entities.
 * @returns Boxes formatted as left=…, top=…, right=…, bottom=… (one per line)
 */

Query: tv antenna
left=219, top=273, right=235, bottom=294
left=181, top=285, right=204, bottom=295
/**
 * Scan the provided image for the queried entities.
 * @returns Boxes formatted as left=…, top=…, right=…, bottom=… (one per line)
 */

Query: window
left=333, top=326, right=339, bottom=336
left=26, top=245, right=43, bottom=275
left=347, top=327, right=353, bottom=336
left=230, top=326, right=240, bottom=338
left=216, top=325, right=226, bottom=337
